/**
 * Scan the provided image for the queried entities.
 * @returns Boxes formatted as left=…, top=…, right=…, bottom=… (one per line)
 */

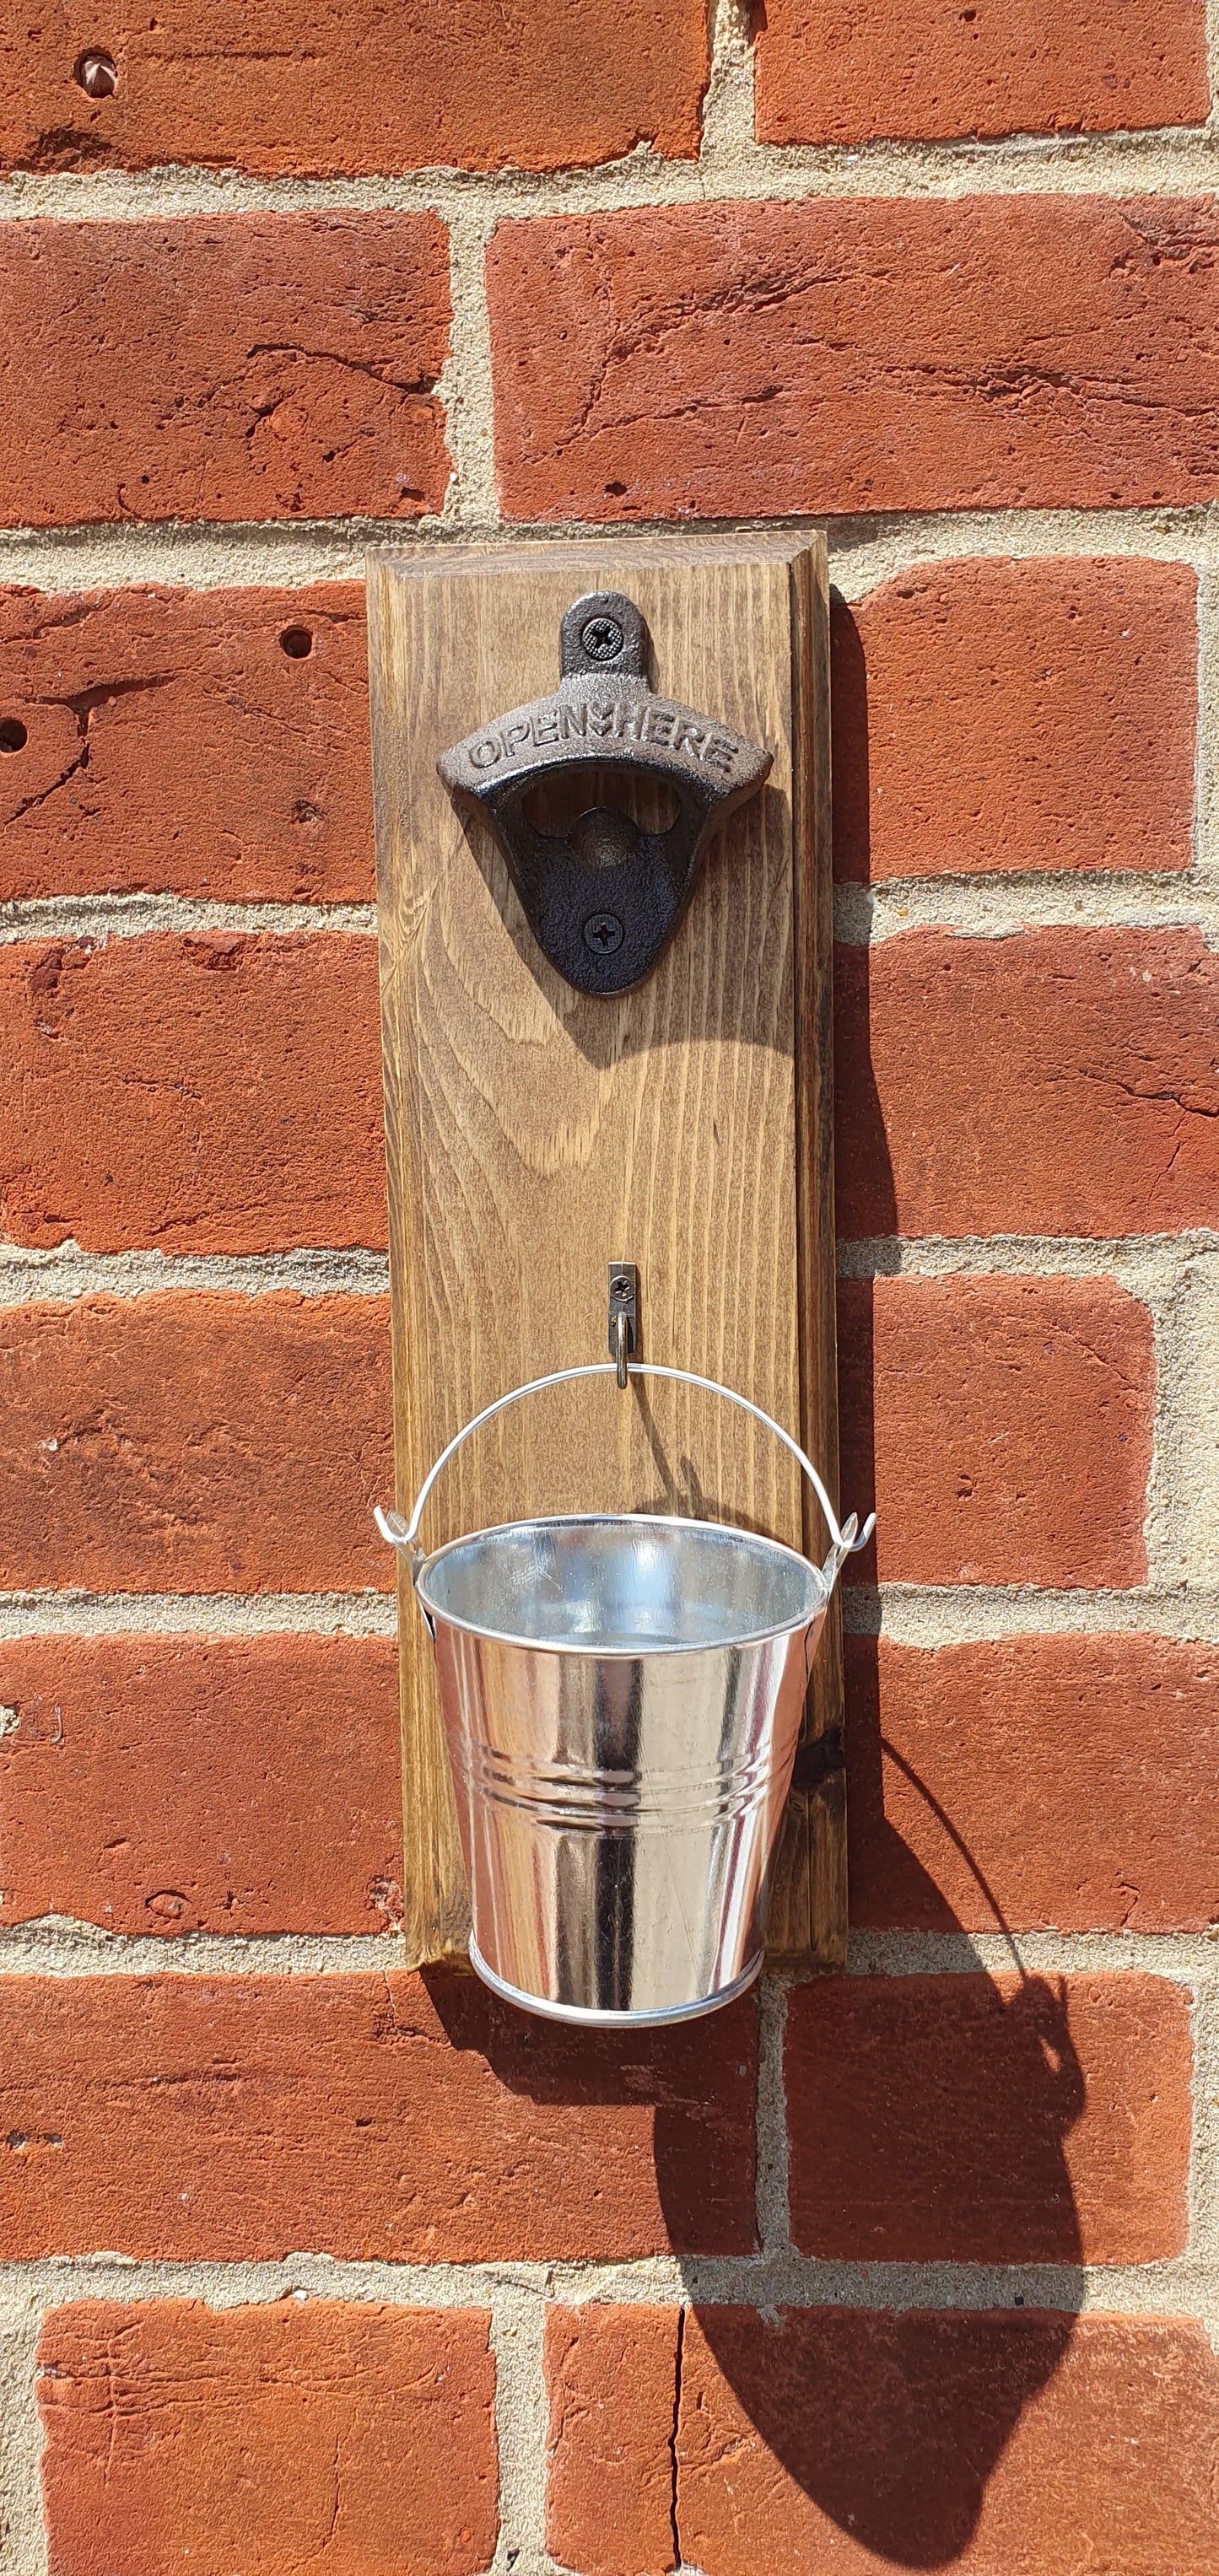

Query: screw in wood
left=583, top=912, right=624, bottom=955
left=579, top=615, right=624, bottom=662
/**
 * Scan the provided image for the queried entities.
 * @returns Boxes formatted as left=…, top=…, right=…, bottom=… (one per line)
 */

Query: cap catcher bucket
left=378, top=1361, right=873, bottom=2028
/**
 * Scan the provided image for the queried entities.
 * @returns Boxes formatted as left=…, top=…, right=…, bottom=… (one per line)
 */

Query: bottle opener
left=436, top=590, right=773, bottom=996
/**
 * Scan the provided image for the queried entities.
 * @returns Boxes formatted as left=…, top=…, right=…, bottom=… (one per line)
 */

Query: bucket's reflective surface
left=418, top=1514, right=828, bottom=2025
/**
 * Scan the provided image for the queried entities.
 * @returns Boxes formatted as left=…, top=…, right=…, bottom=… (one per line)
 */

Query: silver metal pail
left=377, top=1361, right=874, bottom=2029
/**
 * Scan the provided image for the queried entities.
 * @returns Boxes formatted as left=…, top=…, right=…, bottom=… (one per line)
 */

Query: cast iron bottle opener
left=436, top=591, right=773, bottom=996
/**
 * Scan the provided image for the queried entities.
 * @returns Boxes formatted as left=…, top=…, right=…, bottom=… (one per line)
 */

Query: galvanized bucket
left=377, top=1361, right=873, bottom=2029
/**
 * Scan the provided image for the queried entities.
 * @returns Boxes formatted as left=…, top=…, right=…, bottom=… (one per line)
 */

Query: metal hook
left=607, top=1263, right=637, bottom=1389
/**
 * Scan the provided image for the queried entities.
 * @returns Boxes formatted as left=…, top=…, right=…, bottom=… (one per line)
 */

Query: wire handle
left=374, top=1359, right=875, bottom=1591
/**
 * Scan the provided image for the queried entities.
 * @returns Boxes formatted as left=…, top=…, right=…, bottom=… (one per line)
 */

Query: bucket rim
left=469, top=1936, right=764, bottom=2027
left=414, top=1509, right=828, bottom=1657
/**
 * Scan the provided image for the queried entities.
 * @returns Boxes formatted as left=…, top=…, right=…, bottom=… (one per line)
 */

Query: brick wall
left=0, top=4, right=1216, bottom=2569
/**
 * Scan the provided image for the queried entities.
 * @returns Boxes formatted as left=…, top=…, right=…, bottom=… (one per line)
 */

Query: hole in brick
left=75, top=48, right=118, bottom=94
left=279, top=625, right=313, bottom=659
left=0, top=719, right=28, bottom=752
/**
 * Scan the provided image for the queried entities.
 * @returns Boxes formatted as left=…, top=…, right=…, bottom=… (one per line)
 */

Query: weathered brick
left=0, top=215, right=450, bottom=527
left=676, top=2310, right=1219, bottom=2576
left=846, top=1633, right=1219, bottom=1934
left=2, top=0, right=709, bottom=178
left=836, top=928, right=1219, bottom=1237
left=0, top=1293, right=394, bottom=1596
left=0, top=933, right=384, bottom=1253
left=0, top=1972, right=756, bottom=2259
left=832, top=560, right=1196, bottom=881
left=0, top=584, right=373, bottom=904
left=0, top=1635, right=401, bottom=1936
left=785, top=1974, right=1189, bottom=2261
left=39, top=2299, right=498, bottom=2576
left=545, top=2306, right=680, bottom=2576
left=488, top=197, right=1219, bottom=520
left=836, top=1275, right=1153, bottom=1588
left=756, top=0, right=1208, bottom=145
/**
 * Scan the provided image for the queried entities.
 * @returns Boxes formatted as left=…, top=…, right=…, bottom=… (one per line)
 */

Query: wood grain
left=365, top=536, right=844, bottom=1973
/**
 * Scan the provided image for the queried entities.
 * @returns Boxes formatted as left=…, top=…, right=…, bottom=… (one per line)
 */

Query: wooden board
left=366, top=536, right=844, bottom=1974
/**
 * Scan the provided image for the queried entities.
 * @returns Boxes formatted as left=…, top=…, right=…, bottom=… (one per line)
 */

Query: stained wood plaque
left=366, top=536, right=844, bottom=1975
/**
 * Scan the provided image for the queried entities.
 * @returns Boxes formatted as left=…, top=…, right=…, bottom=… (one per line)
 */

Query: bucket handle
left=375, top=1360, right=876, bottom=1594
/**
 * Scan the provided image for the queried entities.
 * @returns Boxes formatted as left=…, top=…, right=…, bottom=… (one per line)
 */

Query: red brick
left=545, top=2306, right=679, bottom=2576
left=0, top=1293, right=394, bottom=1596
left=0, top=1971, right=756, bottom=2259
left=785, top=1973, right=1189, bottom=2261
left=846, top=1633, right=1219, bottom=1935
left=38, top=2299, right=497, bottom=2576
left=836, top=928, right=1219, bottom=1237
left=675, top=2309, right=1219, bottom=2576
left=488, top=196, right=1219, bottom=520
left=2, top=0, right=709, bottom=179
left=755, top=0, right=1208, bottom=145
left=0, top=933, right=383, bottom=1254
left=836, top=1275, right=1153, bottom=1589
left=832, top=560, right=1196, bottom=882
left=0, top=585, right=373, bottom=904
left=0, top=216, right=449, bottom=528
left=0, top=1635, right=401, bottom=1937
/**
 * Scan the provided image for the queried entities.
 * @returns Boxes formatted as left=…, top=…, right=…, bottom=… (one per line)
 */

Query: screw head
left=77, top=49, right=118, bottom=94
left=583, top=912, right=625, bottom=957
left=580, top=615, right=624, bottom=664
